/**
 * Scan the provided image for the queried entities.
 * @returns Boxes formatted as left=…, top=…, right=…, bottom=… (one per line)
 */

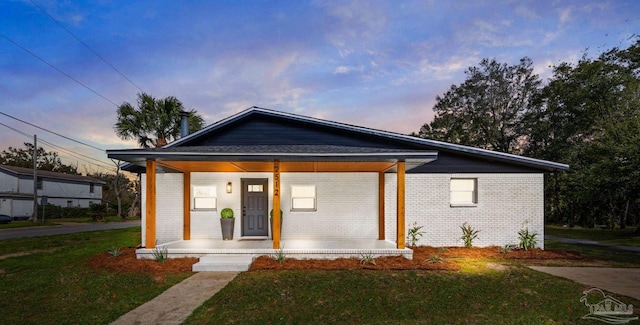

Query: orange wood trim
left=146, top=160, right=157, bottom=248
left=272, top=160, right=281, bottom=249
left=378, top=172, right=385, bottom=240
left=396, top=161, right=405, bottom=249
left=183, top=172, right=191, bottom=240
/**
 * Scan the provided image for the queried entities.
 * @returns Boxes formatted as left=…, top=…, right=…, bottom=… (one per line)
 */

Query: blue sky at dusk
left=1, top=0, right=639, bottom=173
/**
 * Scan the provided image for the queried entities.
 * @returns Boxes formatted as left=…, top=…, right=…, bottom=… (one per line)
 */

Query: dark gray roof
left=108, top=107, right=569, bottom=172
left=0, top=165, right=106, bottom=184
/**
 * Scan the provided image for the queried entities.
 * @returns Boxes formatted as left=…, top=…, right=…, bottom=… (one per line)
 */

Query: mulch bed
left=248, top=246, right=585, bottom=271
left=87, top=246, right=586, bottom=277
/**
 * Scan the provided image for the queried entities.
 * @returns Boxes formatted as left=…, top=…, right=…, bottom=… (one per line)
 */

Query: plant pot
left=269, top=216, right=283, bottom=239
left=220, top=218, right=235, bottom=240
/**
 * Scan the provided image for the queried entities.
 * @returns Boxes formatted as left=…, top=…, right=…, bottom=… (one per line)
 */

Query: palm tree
left=114, top=92, right=205, bottom=148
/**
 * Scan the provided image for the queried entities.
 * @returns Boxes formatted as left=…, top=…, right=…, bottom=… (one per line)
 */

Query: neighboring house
left=0, top=165, right=105, bottom=220
left=108, top=107, right=568, bottom=259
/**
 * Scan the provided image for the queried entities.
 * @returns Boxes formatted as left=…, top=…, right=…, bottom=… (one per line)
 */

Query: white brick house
left=0, top=165, right=105, bottom=220
left=108, top=107, right=567, bottom=259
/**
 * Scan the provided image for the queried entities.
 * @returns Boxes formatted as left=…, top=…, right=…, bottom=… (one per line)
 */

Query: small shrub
left=151, top=245, right=168, bottom=263
left=499, top=244, right=515, bottom=254
left=518, top=228, right=538, bottom=250
left=427, top=254, right=443, bottom=264
left=460, top=222, right=479, bottom=248
left=220, top=208, right=234, bottom=218
left=359, top=252, right=376, bottom=265
left=272, top=247, right=286, bottom=264
left=438, top=247, right=449, bottom=253
left=406, top=222, right=425, bottom=247
left=108, top=246, right=122, bottom=257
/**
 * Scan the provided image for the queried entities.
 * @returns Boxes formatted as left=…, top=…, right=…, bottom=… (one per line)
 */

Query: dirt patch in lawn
left=85, top=246, right=587, bottom=277
left=86, top=247, right=197, bottom=282
left=0, top=248, right=61, bottom=261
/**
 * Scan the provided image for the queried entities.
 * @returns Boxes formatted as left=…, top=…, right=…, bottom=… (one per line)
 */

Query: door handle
left=242, top=206, right=246, bottom=217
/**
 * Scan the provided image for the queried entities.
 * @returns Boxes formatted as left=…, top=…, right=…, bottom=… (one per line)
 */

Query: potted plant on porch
left=220, top=208, right=235, bottom=240
left=269, top=209, right=283, bottom=239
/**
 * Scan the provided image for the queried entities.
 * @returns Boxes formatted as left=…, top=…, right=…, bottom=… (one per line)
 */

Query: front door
left=241, top=178, right=268, bottom=237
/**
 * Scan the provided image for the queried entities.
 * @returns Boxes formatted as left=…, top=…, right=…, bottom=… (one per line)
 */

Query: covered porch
left=136, top=238, right=413, bottom=260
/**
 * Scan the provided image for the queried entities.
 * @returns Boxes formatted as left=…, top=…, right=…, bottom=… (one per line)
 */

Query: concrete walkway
left=111, top=272, right=238, bottom=325
left=530, top=266, right=640, bottom=301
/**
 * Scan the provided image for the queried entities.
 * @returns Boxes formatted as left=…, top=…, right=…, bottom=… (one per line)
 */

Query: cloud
left=515, top=5, right=540, bottom=20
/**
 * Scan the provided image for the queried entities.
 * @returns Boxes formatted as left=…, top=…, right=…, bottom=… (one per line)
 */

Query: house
left=0, top=165, right=105, bottom=220
left=107, top=107, right=568, bottom=260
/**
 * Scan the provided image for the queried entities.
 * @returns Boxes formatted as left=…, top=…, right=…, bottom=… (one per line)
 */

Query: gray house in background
left=0, top=165, right=104, bottom=220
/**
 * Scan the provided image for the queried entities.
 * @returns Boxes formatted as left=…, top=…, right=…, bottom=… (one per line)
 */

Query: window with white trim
left=450, top=178, right=477, bottom=206
left=291, top=185, right=316, bottom=211
left=193, top=185, right=217, bottom=210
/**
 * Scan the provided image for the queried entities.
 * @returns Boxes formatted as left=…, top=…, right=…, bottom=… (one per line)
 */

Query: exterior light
left=226, top=182, right=232, bottom=193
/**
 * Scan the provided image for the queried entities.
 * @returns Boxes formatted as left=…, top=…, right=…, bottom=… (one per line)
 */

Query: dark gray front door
left=241, top=178, right=268, bottom=236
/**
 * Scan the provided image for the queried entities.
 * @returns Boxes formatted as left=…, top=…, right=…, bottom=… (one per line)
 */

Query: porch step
left=192, top=255, right=256, bottom=272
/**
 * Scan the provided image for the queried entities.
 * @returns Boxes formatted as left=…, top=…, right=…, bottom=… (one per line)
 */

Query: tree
left=418, top=57, right=542, bottom=154
left=88, top=170, right=137, bottom=218
left=114, top=92, right=205, bottom=148
left=0, top=143, right=78, bottom=174
left=524, top=40, right=640, bottom=228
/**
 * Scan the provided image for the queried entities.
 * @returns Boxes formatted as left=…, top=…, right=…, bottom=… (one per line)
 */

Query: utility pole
left=32, top=135, right=38, bottom=223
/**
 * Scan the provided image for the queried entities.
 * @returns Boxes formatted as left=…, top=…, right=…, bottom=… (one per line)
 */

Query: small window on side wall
left=291, top=185, right=316, bottom=211
left=450, top=178, right=477, bottom=207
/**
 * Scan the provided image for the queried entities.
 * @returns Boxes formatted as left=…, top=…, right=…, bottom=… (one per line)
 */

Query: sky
left=1, top=0, right=639, bottom=174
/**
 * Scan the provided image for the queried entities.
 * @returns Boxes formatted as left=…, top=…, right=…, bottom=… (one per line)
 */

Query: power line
left=29, top=0, right=145, bottom=93
left=0, top=111, right=106, bottom=152
left=0, top=33, right=120, bottom=107
left=0, top=121, right=113, bottom=171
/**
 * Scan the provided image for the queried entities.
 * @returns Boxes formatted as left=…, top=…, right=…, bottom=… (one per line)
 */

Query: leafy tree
left=114, top=92, right=205, bottom=148
left=88, top=170, right=137, bottom=219
left=524, top=40, right=640, bottom=228
left=0, top=143, right=78, bottom=174
left=418, top=57, right=542, bottom=154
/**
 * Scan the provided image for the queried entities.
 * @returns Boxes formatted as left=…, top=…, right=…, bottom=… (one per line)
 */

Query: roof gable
left=160, top=107, right=567, bottom=172
left=175, top=109, right=416, bottom=149
left=0, top=165, right=105, bottom=184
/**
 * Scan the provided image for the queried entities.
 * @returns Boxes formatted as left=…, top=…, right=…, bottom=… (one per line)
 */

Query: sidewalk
left=111, top=272, right=238, bottom=325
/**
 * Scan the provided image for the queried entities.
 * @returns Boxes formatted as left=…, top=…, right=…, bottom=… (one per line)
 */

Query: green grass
left=185, top=267, right=639, bottom=324
left=0, top=226, right=191, bottom=324
left=545, top=225, right=640, bottom=246
left=0, top=220, right=58, bottom=229
left=545, top=240, right=640, bottom=267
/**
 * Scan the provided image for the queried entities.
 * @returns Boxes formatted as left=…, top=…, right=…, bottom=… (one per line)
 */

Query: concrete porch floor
left=136, top=239, right=413, bottom=260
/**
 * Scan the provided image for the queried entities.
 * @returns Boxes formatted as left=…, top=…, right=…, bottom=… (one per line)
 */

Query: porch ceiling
left=158, top=161, right=398, bottom=173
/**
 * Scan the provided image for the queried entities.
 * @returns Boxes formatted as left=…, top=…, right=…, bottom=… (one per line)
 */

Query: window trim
left=450, top=178, right=477, bottom=207
left=192, top=185, right=217, bottom=211
left=291, top=185, right=317, bottom=212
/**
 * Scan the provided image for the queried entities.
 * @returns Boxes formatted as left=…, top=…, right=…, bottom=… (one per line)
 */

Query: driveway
left=531, top=266, right=640, bottom=301
left=0, top=220, right=141, bottom=240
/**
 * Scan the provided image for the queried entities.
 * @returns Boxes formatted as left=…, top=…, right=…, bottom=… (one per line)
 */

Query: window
left=89, top=183, right=95, bottom=193
left=67, top=200, right=73, bottom=208
left=450, top=178, right=477, bottom=206
left=248, top=185, right=263, bottom=192
left=291, top=185, right=316, bottom=211
left=36, top=177, right=43, bottom=190
left=193, top=185, right=217, bottom=210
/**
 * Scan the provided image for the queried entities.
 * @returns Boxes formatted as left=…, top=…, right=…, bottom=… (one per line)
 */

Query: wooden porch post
left=272, top=160, right=281, bottom=249
left=183, top=172, right=191, bottom=240
left=146, top=159, right=157, bottom=248
left=396, top=161, right=405, bottom=249
left=378, top=172, right=385, bottom=240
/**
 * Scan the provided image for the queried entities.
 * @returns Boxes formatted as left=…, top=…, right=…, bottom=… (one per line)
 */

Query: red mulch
left=86, top=246, right=586, bottom=277
left=86, top=247, right=197, bottom=282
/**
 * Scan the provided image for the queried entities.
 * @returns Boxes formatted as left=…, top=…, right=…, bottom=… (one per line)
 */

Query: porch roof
left=108, top=145, right=437, bottom=173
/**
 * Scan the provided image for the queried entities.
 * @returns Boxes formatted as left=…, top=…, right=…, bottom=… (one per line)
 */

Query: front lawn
left=0, top=226, right=192, bottom=324
left=186, top=266, right=639, bottom=324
